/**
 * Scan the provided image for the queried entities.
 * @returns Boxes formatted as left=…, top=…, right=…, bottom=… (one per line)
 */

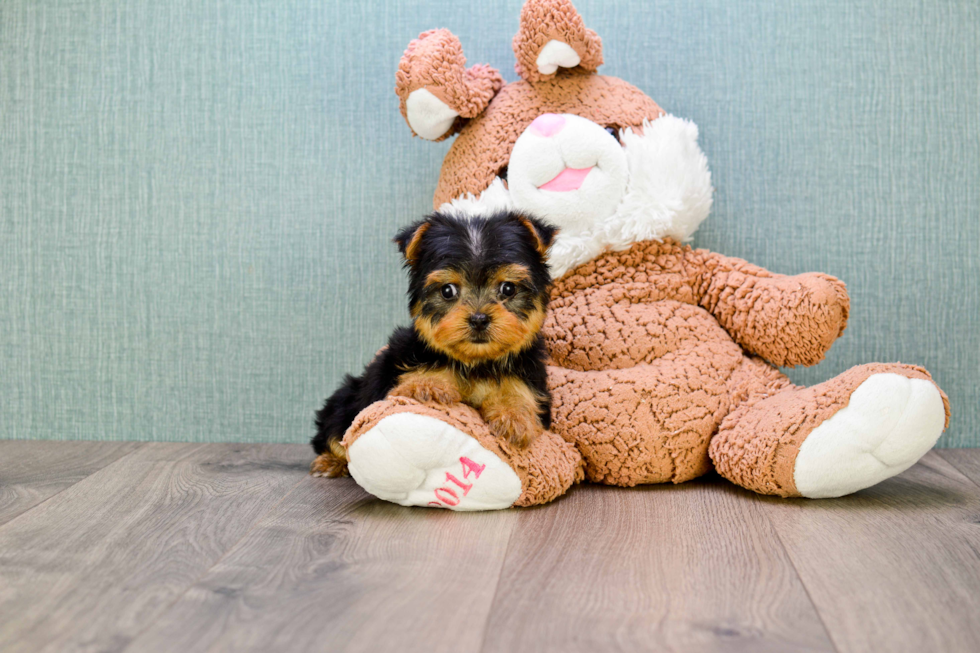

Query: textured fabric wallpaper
left=1, top=1, right=977, bottom=446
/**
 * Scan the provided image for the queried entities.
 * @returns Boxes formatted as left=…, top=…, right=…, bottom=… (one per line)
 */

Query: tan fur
left=390, top=370, right=548, bottom=449
left=424, top=268, right=464, bottom=288
left=490, top=263, right=531, bottom=286
left=310, top=439, right=349, bottom=478
left=395, top=256, right=550, bottom=449
left=414, top=266, right=546, bottom=365
left=390, top=361, right=547, bottom=449
left=402, top=221, right=431, bottom=265
left=390, top=368, right=462, bottom=405
left=476, top=377, right=546, bottom=447
left=517, top=215, right=553, bottom=255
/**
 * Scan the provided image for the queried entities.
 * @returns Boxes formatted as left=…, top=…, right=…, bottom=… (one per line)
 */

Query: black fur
left=312, top=210, right=556, bottom=457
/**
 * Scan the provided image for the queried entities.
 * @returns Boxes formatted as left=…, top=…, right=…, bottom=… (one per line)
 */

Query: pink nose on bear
left=529, top=113, right=566, bottom=137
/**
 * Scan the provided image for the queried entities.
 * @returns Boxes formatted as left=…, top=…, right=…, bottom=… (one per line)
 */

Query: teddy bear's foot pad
left=793, top=373, right=946, bottom=498
left=346, top=412, right=522, bottom=511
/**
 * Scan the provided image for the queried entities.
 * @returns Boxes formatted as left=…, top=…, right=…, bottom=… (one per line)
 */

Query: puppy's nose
left=468, top=313, right=490, bottom=331
left=529, top=113, right=565, bottom=138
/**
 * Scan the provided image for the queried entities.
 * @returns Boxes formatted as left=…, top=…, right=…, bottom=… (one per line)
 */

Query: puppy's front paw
left=390, top=373, right=462, bottom=405
left=485, top=407, right=542, bottom=448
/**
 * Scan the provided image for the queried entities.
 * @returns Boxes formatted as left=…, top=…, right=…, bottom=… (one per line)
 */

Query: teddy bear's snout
left=506, top=113, right=629, bottom=232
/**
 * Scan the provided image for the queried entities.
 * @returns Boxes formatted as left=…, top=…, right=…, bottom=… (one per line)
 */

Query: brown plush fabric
left=343, top=396, right=584, bottom=508
left=512, top=0, right=603, bottom=83
left=547, top=239, right=850, bottom=370
left=395, top=29, right=505, bottom=142
left=433, top=72, right=663, bottom=207
left=547, top=361, right=729, bottom=486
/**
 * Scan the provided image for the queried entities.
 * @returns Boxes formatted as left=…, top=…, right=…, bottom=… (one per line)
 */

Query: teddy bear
left=325, top=0, right=950, bottom=510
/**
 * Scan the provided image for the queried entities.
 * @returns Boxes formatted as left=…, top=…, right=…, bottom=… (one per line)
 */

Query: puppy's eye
left=440, top=284, right=458, bottom=300
left=499, top=281, right=516, bottom=298
left=605, top=126, right=621, bottom=143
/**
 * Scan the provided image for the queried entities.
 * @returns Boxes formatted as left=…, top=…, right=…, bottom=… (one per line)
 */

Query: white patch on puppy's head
left=440, top=114, right=713, bottom=279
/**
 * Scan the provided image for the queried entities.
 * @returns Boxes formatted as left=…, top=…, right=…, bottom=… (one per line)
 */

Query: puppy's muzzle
left=468, top=312, right=491, bottom=332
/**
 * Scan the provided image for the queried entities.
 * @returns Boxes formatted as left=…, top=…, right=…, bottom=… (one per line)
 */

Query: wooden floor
left=1, top=443, right=979, bottom=653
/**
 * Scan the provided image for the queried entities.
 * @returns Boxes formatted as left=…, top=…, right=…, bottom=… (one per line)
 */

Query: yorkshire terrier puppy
left=310, top=210, right=557, bottom=478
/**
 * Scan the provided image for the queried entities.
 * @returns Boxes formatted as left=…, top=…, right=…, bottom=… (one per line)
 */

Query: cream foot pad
left=347, top=412, right=522, bottom=511
left=794, top=373, right=947, bottom=498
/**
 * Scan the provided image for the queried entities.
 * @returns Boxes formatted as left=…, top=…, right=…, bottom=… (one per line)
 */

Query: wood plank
left=760, top=451, right=980, bottom=653
left=0, top=442, right=311, bottom=653
left=0, top=441, right=144, bottom=526
left=123, top=476, right=518, bottom=653
left=936, top=448, right=980, bottom=488
left=481, top=479, right=835, bottom=653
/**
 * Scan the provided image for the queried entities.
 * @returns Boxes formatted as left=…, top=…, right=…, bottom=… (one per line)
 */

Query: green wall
left=1, top=1, right=978, bottom=446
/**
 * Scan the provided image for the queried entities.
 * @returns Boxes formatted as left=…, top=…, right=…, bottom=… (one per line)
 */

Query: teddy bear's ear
left=512, top=0, right=603, bottom=84
left=395, top=29, right=504, bottom=142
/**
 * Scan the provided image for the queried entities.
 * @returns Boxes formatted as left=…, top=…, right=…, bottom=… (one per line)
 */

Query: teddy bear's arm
left=689, top=249, right=850, bottom=367
left=546, top=240, right=849, bottom=370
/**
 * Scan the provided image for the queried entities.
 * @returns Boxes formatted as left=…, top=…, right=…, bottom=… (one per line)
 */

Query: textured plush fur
left=311, top=210, right=557, bottom=476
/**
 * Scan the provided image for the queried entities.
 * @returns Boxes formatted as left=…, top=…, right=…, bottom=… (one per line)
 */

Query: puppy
left=310, top=210, right=557, bottom=478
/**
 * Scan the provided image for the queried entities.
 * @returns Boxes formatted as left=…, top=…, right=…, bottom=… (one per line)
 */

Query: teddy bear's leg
left=339, top=396, right=584, bottom=511
left=547, top=362, right=733, bottom=487
left=710, top=360, right=950, bottom=498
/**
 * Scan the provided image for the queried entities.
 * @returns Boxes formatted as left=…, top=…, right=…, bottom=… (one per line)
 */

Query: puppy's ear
left=515, top=214, right=558, bottom=257
left=394, top=219, right=431, bottom=265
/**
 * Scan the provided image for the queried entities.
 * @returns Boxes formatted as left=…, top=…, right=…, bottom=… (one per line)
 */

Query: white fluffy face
left=507, top=114, right=628, bottom=235
left=441, top=113, right=714, bottom=279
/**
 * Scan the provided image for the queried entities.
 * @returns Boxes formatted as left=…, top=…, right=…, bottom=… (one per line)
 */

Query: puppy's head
left=394, top=210, right=557, bottom=365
